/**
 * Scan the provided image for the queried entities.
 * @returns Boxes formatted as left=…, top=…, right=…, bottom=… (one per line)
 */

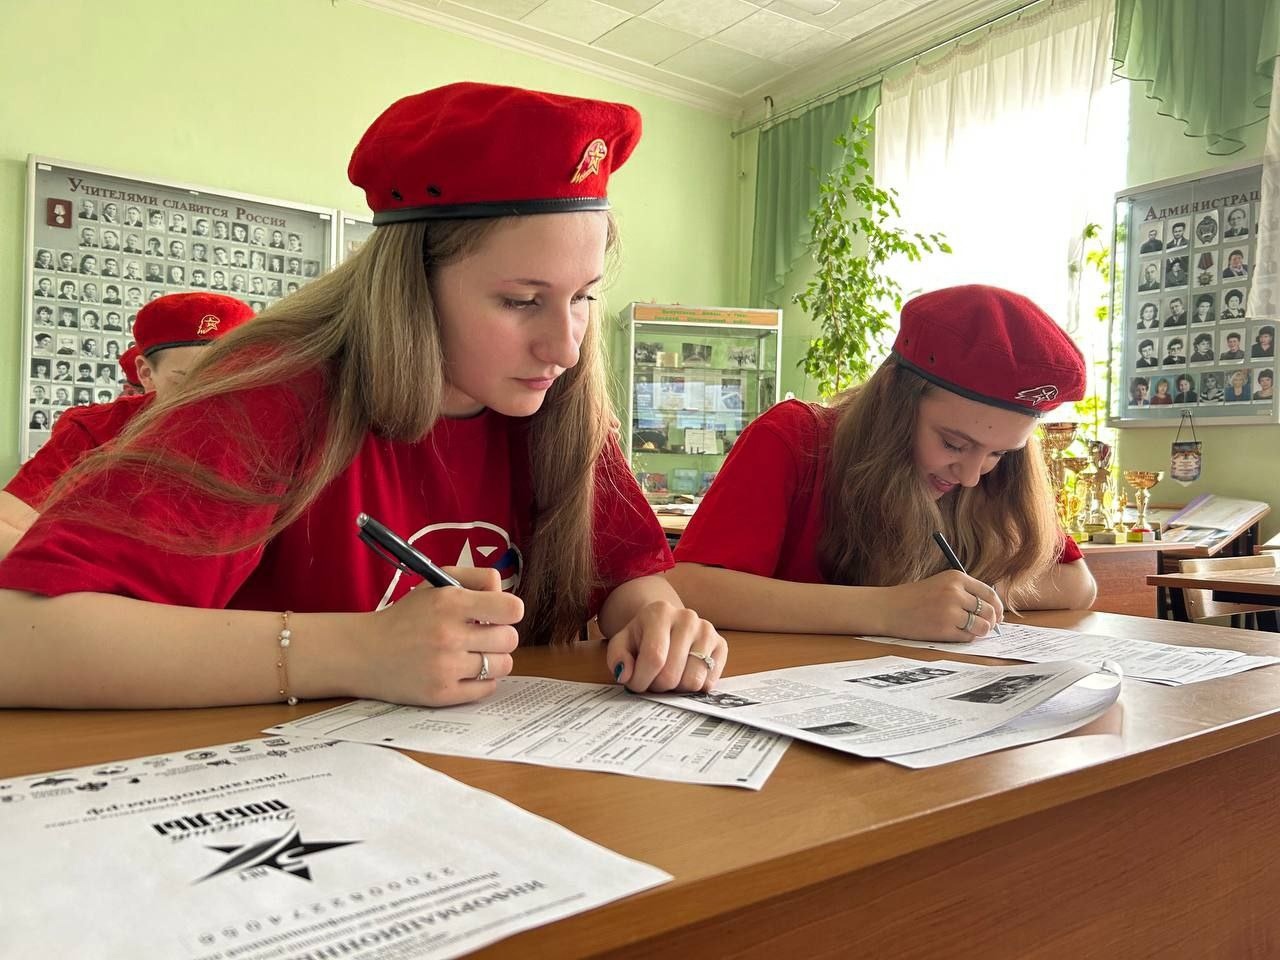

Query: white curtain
left=875, top=0, right=1121, bottom=338
left=1248, top=59, right=1280, bottom=323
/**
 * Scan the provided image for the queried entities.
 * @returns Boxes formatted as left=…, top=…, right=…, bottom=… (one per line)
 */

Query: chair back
left=1176, top=554, right=1279, bottom=621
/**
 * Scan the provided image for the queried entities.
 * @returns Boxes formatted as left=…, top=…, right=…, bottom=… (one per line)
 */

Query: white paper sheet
left=1, top=738, right=669, bottom=959
left=642, top=656, right=1105, bottom=759
left=265, top=677, right=789, bottom=790
left=865, top=621, right=1280, bottom=685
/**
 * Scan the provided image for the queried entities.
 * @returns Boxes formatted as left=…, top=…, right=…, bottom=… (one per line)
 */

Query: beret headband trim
left=141, top=339, right=218, bottom=358
left=372, top=196, right=611, bottom=224
left=893, top=352, right=1046, bottom=417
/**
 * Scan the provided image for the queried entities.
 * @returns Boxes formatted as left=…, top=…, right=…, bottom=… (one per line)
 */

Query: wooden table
left=1259, top=530, right=1280, bottom=554
left=7, top=611, right=1280, bottom=958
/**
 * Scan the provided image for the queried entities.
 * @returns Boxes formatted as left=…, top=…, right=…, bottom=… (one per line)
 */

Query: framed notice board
left=337, top=212, right=375, bottom=262
left=1110, top=160, right=1277, bottom=426
left=19, top=156, right=338, bottom=462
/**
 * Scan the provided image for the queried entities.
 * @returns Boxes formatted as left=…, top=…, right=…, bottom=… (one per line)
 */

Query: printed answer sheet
left=2, top=738, right=668, bottom=959
left=866, top=621, right=1280, bottom=684
left=642, top=656, right=1119, bottom=763
left=266, top=677, right=789, bottom=790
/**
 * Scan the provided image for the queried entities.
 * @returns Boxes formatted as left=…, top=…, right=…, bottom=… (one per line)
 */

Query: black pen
left=356, top=512, right=462, bottom=588
left=931, top=531, right=1003, bottom=636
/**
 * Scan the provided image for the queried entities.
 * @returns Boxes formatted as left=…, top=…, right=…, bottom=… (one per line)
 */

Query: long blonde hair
left=44, top=216, right=617, bottom=645
left=817, top=357, right=1058, bottom=606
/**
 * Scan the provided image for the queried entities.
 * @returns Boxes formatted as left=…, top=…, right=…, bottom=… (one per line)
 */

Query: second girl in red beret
left=668, top=285, right=1097, bottom=641
left=0, top=82, right=725, bottom=709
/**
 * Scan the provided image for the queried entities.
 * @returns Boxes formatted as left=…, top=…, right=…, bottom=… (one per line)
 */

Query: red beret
left=134, top=293, right=254, bottom=358
left=118, top=344, right=142, bottom=387
left=891, top=285, right=1086, bottom=414
left=349, top=82, right=642, bottom=224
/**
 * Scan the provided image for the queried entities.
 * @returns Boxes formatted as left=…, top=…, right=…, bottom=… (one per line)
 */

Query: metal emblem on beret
left=1014, top=384, right=1059, bottom=405
left=570, top=138, right=608, bottom=184
left=196, top=314, right=221, bottom=336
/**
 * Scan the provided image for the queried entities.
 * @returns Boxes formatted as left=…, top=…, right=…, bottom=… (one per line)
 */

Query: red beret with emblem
left=891, top=285, right=1086, bottom=415
left=348, top=81, right=642, bottom=224
left=118, top=344, right=142, bottom=387
left=133, top=292, right=254, bottom=359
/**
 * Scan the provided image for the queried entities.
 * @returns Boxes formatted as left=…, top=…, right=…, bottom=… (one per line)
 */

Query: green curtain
left=749, top=83, right=881, bottom=308
left=1113, top=0, right=1280, bottom=155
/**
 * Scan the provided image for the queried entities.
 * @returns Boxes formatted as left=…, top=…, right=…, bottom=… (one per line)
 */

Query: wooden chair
left=1176, top=553, right=1279, bottom=630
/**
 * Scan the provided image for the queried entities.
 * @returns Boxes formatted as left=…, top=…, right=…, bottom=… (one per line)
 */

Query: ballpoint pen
left=356, top=512, right=462, bottom=587
left=932, top=531, right=1003, bottom=636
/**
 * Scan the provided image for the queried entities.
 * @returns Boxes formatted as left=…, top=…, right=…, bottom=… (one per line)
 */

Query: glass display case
left=625, top=302, right=782, bottom=501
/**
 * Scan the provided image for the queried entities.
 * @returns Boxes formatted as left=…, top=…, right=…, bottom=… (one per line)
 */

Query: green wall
left=0, top=0, right=740, bottom=479
left=1121, top=82, right=1277, bottom=538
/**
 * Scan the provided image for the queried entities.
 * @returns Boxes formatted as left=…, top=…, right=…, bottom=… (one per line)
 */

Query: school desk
left=5, top=611, right=1280, bottom=958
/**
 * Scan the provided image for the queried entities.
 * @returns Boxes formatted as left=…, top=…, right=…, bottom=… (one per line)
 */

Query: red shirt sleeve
left=674, top=402, right=815, bottom=577
left=588, top=436, right=673, bottom=615
left=0, top=375, right=324, bottom=606
left=5, top=416, right=96, bottom=508
left=5, top=396, right=152, bottom=508
left=1057, top=532, right=1083, bottom=563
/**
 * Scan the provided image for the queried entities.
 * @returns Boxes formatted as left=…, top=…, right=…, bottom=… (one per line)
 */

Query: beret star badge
left=196, top=314, right=221, bottom=336
left=1015, top=384, right=1059, bottom=405
left=570, top=138, right=608, bottom=184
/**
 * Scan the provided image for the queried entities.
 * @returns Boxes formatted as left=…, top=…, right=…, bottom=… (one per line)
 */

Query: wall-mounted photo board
left=21, top=156, right=338, bottom=461
left=1111, top=160, right=1276, bottom=426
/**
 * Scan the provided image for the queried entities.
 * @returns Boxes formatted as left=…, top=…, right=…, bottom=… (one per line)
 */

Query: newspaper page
left=1, top=738, right=669, bottom=959
left=640, top=656, right=1103, bottom=759
left=866, top=621, right=1280, bottom=685
left=265, top=677, right=788, bottom=790
left=883, top=669, right=1122, bottom=768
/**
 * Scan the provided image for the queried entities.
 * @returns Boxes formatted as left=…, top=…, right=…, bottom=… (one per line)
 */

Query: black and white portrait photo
left=1224, top=206, right=1250, bottom=238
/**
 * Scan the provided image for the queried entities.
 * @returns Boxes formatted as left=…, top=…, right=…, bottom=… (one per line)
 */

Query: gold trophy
left=1039, top=421, right=1078, bottom=496
left=1059, top=456, right=1090, bottom=542
left=1122, top=470, right=1163, bottom=542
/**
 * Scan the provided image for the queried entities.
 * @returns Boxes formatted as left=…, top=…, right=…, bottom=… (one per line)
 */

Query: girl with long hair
left=0, top=82, right=724, bottom=708
left=667, top=286, right=1097, bottom=641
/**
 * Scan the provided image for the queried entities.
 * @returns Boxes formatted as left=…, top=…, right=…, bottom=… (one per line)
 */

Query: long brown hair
left=44, top=216, right=618, bottom=645
left=817, top=357, right=1058, bottom=607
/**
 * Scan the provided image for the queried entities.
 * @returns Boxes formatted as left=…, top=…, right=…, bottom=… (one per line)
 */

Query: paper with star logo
left=1, top=738, right=669, bottom=958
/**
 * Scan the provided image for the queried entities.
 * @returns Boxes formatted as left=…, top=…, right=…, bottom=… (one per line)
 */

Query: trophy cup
left=1039, top=422, right=1078, bottom=496
left=1059, top=456, right=1090, bottom=542
left=1083, top=440, right=1114, bottom=539
left=1122, top=470, right=1163, bottom=542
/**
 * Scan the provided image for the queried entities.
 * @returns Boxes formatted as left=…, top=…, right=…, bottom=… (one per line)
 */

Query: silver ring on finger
left=475, top=653, right=490, bottom=682
left=973, top=596, right=984, bottom=617
left=961, top=610, right=976, bottom=632
left=687, top=649, right=716, bottom=673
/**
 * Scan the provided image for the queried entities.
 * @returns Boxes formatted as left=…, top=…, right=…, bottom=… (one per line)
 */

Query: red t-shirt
left=5, top=393, right=154, bottom=508
left=674, top=399, right=1081, bottom=582
left=0, top=373, right=671, bottom=617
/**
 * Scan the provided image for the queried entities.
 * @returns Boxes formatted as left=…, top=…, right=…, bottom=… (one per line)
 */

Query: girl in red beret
left=0, top=82, right=724, bottom=709
left=667, top=285, right=1097, bottom=641
left=0, top=293, right=252, bottom=559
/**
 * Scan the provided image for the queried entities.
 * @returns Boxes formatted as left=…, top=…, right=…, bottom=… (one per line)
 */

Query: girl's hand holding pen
left=873, top=571, right=1004, bottom=642
left=372, top=566, right=522, bottom=707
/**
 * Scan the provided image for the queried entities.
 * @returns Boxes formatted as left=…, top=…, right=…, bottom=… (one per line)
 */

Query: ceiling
left=358, top=0, right=1028, bottom=117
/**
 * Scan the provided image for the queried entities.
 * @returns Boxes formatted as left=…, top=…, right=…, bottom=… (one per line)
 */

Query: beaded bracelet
left=276, top=610, right=298, bottom=706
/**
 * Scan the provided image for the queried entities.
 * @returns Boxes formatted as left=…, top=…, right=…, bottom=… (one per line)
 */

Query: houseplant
left=794, top=115, right=949, bottom=398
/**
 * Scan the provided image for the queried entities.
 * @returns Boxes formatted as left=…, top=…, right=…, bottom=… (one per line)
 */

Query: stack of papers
left=868, top=621, right=1280, bottom=685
